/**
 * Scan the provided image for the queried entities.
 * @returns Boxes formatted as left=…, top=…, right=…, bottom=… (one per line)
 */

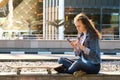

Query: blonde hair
left=74, top=13, right=102, bottom=39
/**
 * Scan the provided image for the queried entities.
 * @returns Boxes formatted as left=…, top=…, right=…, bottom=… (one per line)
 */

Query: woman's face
left=75, top=20, right=86, bottom=33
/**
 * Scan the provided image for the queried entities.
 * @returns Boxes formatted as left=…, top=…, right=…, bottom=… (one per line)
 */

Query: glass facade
left=0, top=0, right=120, bottom=40
left=0, top=0, right=43, bottom=39
left=64, top=0, right=120, bottom=40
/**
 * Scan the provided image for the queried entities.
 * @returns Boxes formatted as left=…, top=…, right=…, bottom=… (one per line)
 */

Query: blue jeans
left=58, top=57, right=100, bottom=74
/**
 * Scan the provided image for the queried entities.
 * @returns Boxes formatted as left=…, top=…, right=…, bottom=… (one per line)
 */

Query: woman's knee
left=67, top=68, right=75, bottom=74
left=58, top=57, right=65, bottom=64
left=67, top=61, right=81, bottom=74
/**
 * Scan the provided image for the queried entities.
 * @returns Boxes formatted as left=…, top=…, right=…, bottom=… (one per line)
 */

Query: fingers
left=70, top=42, right=75, bottom=48
left=69, top=39, right=80, bottom=49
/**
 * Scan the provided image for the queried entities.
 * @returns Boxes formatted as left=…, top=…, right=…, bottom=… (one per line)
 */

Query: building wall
left=43, top=0, right=58, bottom=40
left=65, top=0, right=119, bottom=8
left=43, top=0, right=64, bottom=40
left=64, top=0, right=120, bottom=40
left=0, top=40, right=120, bottom=50
left=1, top=0, right=120, bottom=40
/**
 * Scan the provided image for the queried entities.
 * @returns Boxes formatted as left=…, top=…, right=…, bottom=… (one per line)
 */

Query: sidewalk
left=0, top=54, right=120, bottom=60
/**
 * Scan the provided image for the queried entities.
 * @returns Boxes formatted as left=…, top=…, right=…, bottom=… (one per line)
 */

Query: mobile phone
left=67, top=38, right=71, bottom=43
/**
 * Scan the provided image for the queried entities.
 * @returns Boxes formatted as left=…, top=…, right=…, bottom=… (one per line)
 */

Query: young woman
left=54, top=13, right=102, bottom=74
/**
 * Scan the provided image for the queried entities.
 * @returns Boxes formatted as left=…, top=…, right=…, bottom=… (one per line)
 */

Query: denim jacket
left=75, top=33, right=101, bottom=64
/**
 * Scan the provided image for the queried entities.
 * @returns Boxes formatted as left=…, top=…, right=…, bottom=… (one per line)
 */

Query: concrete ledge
left=0, top=40, right=120, bottom=55
left=0, top=40, right=120, bottom=49
left=0, top=73, right=119, bottom=80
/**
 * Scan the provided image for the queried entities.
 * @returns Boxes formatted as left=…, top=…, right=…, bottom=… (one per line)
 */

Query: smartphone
left=67, top=38, right=72, bottom=43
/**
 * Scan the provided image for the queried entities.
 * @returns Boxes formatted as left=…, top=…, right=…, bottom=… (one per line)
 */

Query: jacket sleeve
left=87, top=39, right=101, bottom=63
left=74, top=47, right=83, bottom=57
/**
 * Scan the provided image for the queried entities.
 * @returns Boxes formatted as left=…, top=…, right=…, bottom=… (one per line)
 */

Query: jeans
left=58, top=57, right=100, bottom=74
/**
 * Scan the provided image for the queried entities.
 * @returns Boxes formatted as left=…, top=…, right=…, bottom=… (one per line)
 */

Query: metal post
left=8, top=0, right=13, bottom=28
left=100, top=8, right=103, bottom=34
left=119, top=0, right=120, bottom=40
left=8, top=0, right=13, bottom=39
left=48, top=0, right=52, bottom=39
left=43, top=0, right=46, bottom=39
left=46, top=0, right=48, bottom=40
left=52, top=0, right=55, bottom=40
left=55, top=0, right=58, bottom=39
left=58, top=0, right=64, bottom=40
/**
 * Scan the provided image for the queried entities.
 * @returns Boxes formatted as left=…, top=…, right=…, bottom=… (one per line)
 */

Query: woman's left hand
left=77, top=42, right=85, bottom=51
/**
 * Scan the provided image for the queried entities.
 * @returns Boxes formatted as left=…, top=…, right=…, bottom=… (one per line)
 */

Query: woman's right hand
left=69, top=40, right=79, bottom=52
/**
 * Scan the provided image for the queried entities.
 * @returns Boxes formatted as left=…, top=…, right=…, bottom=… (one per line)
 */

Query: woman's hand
left=69, top=40, right=79, bottom=52
left=77, top=41, right=86, bottom=52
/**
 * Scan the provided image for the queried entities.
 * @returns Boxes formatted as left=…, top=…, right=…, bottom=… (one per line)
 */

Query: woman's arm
left=67, top=39, right=82, bottom=56
left=77, top=42, right=90, bottom=55
left=77, top=39, right=100, bottom=56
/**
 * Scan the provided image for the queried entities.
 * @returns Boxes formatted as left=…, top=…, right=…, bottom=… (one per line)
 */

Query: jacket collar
left=86, top=32, right=90, bottom=37
left=79, top=32, right=90, bottom=38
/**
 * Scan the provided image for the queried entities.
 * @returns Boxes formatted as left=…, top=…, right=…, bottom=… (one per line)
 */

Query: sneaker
left=54, top=65, right=66, bottom=73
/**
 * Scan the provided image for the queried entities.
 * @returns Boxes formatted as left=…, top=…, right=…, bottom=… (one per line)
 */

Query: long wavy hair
left=74, top=13, right=102, bottom=39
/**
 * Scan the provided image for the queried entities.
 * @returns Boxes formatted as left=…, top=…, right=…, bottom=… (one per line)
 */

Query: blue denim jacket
left=75, top=33, right=101, bottom=64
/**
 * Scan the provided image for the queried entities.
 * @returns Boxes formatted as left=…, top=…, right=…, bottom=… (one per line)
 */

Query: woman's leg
left=66, top=59, right=100, bottom=74
left=58, top=57, right=75, bottom=69
left=54, top=57, right=75, bottom=73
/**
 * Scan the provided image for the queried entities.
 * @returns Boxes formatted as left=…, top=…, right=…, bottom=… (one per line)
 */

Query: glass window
left=102, top=12, right=119, bottom=40
left=102, top=12, right=119, bottom=25
left=64, top=14, right=77, bottom=34
left=103, top=8, right=119, bottom=14
left=102, top=24, right=119, bottom=40
left=0, top=0, right=43, bottom=39
left=84, top=8, right=100, bottom=14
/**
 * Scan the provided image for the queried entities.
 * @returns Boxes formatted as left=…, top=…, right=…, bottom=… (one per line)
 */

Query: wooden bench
left=7, top=64, right=62, bottom=75
left=0, top=72, right=119, bottom=80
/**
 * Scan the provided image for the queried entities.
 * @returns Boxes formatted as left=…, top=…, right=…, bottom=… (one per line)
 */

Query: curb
left=0, top=51, right=119, bottom=55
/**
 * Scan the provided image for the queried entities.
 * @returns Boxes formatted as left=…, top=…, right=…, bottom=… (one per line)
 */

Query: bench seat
left=0, top=72, right=119, bottom=80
